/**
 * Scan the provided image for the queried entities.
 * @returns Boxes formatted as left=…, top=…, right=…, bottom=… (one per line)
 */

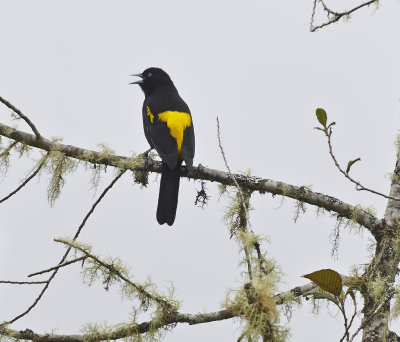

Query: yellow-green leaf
left=346, top=158, right=361, bottom=174
left=303, top=269, right=342, bottom=296
left=316, top=108, right=327, bottom=127
left=345, top=279, right=363, bottom=296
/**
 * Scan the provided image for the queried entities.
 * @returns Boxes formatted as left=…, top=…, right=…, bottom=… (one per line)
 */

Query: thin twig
left=326, top=127, right=400, bottom=201
left=253, top=242, right=269, bottom=276
left=342, top=300, right=358, bottom=342
left=0, top=154, right=47, bottom=204
left=55, top=238, right=172, bottom=309
left=348, top=292, right=394, bottom=342
left=28, top=256, right=88, bottom=278
left=217, top=117, right=255, bottom=280
left=0, top=280, right=48, bottom=285
left=338, top=302, right=349, bottom=342
left=3, top=169, right=126, bottom=325
left=310, top=0, right=378, bottom=32
left=217, top=117, right=271, bottom=279
left=216, top=117, right=251, bottom=229
left=0, top=95, right=42, bottom=140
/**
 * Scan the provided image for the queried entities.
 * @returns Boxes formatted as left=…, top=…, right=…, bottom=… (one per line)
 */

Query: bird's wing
left=144, top=109, right=178, bottom=169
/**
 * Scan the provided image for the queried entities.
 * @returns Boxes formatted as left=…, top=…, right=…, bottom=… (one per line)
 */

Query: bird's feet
left=140, top=147, right=153, bottom=167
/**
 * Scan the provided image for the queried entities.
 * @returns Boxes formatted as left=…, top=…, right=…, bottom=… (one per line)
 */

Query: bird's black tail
left=156, top=161, right=181, bottom=226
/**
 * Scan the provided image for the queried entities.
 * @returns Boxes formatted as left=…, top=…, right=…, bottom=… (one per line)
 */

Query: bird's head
left=131, top=67, right=173, bottom=97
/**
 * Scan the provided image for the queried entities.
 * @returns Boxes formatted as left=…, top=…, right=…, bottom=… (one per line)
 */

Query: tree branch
left=2, top=169, right=126, bottom=325
left=0, top=95, right=42, bottom=140
left=310, top=0, right=379, bottom=32
left=28, top=256, right=88, bottom=278
left=0, top=155, right=47, bottom=204
left=0, top=279, right=322, bottom=342
left=0, top=121, right=387, bottom=237
left=0, top=280, right=48, bottom=285
left=55, top=238, right=173, bottom=309
left=325, top=126, right=400, bottom=202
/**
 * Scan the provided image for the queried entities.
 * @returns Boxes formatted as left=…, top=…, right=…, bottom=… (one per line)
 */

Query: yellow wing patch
left=146, top=106, right=154, bottom=123
left=158, top=111, right=192, bottom=155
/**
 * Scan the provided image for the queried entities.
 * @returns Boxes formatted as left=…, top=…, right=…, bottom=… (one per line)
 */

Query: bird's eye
left=147, top=72, right=152, bottom=77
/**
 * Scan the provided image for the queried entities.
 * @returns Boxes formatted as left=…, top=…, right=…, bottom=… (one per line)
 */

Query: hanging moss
left=223, top=276, right=289, bottom=342
left=45, top=148, right=78, bottom=206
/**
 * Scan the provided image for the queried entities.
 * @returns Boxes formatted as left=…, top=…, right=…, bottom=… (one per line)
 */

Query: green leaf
left=303, top=268, right=342, bottom=296
left=346, top=158, right=361, bottom=174
left=316, top=108, right=328, bottom=127
left=345, top=279, right=363, bottom=296
left=314, top=127, right=325, bottom=131
left=327, top=122, right=336, bottom=129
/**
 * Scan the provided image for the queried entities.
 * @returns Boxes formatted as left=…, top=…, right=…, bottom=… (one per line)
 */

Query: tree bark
left=361, top=160, right=400, bottom=341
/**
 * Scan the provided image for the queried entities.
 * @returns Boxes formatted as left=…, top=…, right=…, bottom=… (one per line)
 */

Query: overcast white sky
left=1, top=1, right=400, bottom=341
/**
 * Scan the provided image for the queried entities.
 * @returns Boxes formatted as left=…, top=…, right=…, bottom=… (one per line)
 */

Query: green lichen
left=391, top=282, right=400, bottom=321
left=87, top=163, right=106, bottom=193
left=59, top=238, right=180, bottom=341
left=218, top=183, right=228, bottom=197
left=293, top=200, right=307, bottom=223
left=45, top=148, right=78, bottom=206
left=395, top=132, right=400, bottom=160
left=15, top=141, right=32, bottom=158
left=292, top=186, right=312, bottom=223
left=366, top=274, right=387, bottom=304
left=0, top=141, right=16, bottom=177
left=223, top=275, right=288, bottom=342
left=97, top=143, right=116, bottom=160
left=219, top=180, right=289, bottom=340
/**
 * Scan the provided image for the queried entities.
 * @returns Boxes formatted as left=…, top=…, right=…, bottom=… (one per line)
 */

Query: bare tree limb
left=0, top=280, right=48, bottom=285
left=0, top=95, right=42, bottom=140
left=28, top=256, right=88, bottom=278
left=0, top=154, right=47, bottom=204
left=0, top=121, right=387, bottom=237
left=310, top=0, right=379, bottom=32
left=325, top=126, right=400, bottom=202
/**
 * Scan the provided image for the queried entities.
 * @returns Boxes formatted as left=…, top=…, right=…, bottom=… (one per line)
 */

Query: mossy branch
left=0, top=278, right=329, bottom=342
left=2, top=170, right=126, bottom=326
left=0, top=122, right=384, bottom=236
left=55, top=238, right=175, bottom=310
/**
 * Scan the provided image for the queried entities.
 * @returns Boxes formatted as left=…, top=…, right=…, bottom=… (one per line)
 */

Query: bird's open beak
left=130, top=73, right=144, bottom=84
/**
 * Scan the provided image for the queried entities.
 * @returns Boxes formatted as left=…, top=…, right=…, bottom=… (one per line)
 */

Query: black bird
left=131, top=68, right=195, bottom=226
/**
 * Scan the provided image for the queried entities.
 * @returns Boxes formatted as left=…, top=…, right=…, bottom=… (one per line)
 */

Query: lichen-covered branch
left=0, top=279, right=321, bottom=342
left=55, top=238, right=173, bottom=309
left=0, top=122, right=386, bottom=236
left=357, top=159, right=400, bottom=341
left=2, top=170, right=126, bottom=325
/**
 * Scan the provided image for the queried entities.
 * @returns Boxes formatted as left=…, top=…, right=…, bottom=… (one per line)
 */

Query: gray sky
left=1, top=1, right=400, bottom=341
